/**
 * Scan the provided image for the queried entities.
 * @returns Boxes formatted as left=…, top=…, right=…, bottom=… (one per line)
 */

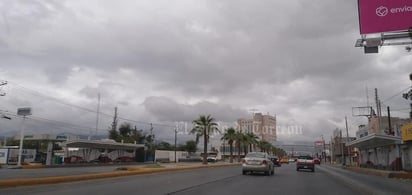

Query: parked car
left=242, top=152, right=274, bottom=175
left=269, top=156, right=281, bottom=167
left=207, top=155, right=218, bottom=162
left=114, top=156, right=135, bottom=163
left=296, top=155, right=315, bottom=172
left=90, top=155, right=112, bottom=163
left=64, top=155, right=87, bottom=164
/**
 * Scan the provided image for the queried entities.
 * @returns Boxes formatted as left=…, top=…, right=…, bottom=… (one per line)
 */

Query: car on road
left=279, top=157, right=289, bottom=164
left=269, top=156, right=281, bottom=167
left=242, top=152, right=274, bottom=175
left=296, top=155, right=315, bottom=172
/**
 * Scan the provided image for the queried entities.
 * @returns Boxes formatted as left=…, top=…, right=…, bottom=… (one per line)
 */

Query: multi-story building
left=237, top=113, right=277, bottom=144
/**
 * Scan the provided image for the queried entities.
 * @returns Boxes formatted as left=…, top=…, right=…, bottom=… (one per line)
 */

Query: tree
left=258, top=140, right=271, bottom=153
left=156, top=141, right=173, bottom=150
left=108, top=107, right=119, bottom=140
left=235, top=131, right=246, bottom=162
left=245, top=132, right=259, bottom=153
left=192, top=115, right=220, bottom=164
left=190, top=126, right=202, bottom=146
left=184, top=140, right=197, bottom=154
left=221, top=127, right=236, bottom=163
left=108, top=122, right=147, bottom=144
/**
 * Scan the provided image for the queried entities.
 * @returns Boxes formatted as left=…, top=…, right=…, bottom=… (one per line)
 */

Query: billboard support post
left=17, top=108, right=32, bottom=167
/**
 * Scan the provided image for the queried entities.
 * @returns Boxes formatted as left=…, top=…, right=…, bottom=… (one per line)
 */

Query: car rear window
left=246, top=153, right=265, bottom=158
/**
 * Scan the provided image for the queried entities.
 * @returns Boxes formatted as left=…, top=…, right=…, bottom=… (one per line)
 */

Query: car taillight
left=242, top=159, right=246, bottom=164
left=262, top=160, right=267, bottom=165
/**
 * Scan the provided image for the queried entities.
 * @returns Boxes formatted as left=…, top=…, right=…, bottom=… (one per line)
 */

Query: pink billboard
left=358, top=0, right=412, bottom=34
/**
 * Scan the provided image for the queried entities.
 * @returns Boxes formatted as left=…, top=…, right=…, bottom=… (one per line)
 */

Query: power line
left=381, top=86, right=411, bottom=103
left=3, top=80, right=176, bottom=129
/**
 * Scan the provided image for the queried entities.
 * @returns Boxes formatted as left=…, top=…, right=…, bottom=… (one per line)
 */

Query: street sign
left=358, top=0, right=412, bottom=34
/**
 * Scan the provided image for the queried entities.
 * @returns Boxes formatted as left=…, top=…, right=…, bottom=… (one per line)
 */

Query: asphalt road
left=1, top=163, right=372, bottom=195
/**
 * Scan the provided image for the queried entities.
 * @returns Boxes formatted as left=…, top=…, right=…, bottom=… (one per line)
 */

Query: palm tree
left=221, top=127, right=236, bottom=163
left=190, top=126, right=203, bottom=146
left=245, top=132, right=259, bottom=153
left=258, top=140, right=271, bottom=153
left=192, top=115, right=220, bottom=164
left=235, top=131, right=247, bottom=162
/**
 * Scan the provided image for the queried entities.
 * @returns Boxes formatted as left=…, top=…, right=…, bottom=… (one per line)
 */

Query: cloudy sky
left=0, top=0, right=411, bottom=145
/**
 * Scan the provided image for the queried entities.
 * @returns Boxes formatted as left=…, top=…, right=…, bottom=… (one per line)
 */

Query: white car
left=242, top=152, right=274, bottom=175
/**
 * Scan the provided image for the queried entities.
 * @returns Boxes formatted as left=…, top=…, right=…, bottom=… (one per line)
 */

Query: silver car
left=242, top=152, right=274, bottom=175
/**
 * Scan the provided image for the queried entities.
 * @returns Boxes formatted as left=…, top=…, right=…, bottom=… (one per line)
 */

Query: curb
left=22, top=164, right=45, bottom=169
left=0, top=163, right=239, bottom=189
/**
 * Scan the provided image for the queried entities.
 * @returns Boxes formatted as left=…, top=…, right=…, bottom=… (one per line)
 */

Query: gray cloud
left=143, top=96, right=248, bottom=122
left=0, top=0, right=411, bottom=144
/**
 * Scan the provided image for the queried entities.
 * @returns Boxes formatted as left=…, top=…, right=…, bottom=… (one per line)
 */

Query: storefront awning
left=63, top=140, right=146, bottom=150
left=347, top=133, right=401, bottom=149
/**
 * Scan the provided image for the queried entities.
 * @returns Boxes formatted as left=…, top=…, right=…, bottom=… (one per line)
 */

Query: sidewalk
left=323, top=163, right=412, bottom=179
left=0, top=162, right=238, bottom=188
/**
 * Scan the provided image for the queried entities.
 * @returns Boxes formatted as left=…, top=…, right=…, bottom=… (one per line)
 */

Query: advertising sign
left=358, top=0, right=412, bottom=34
left=401, top=123, right=412, bottom=142
left=7, top=149, right=36, bottom=164
left=315, top=141, right=324, bottom=146
left=17, top=107, right=32, bottom=116
left=0, top=149, right=8, bottom=164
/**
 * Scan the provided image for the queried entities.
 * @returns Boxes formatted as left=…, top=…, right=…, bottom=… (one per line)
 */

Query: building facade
left=237, top=113, right=277, bottom=144
left=348, top=116, right=410, bottom=170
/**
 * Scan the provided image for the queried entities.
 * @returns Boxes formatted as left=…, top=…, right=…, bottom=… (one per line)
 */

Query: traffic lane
left=1, top=165, right=242, bottom=195
left=175, top=164, right=363, bottom=195
left=318, top=165, right=412, bottom=195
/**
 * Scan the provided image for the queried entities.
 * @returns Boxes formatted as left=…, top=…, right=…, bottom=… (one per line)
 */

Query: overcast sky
left=0, top=0, right=411, bottom=145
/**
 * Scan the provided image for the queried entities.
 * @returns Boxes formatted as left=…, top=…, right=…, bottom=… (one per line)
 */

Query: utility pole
left=340, top=130, right=344, bottom=165
left=95, top=93, right=100, bottom=139
left=387, top=106, right=392, bottom=135
left=375, top=88, right=381, bottom=131
left=174, top=127, right=177, bottom=163
left=330, top=136, right=333, bottom=164
left=150, top=123, right=154, bottom=162
left=345, top=116, right=351, bottom=166
left=322, top=135, right=326, bottom=163
left=403, top=73, right=412, bottom=119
